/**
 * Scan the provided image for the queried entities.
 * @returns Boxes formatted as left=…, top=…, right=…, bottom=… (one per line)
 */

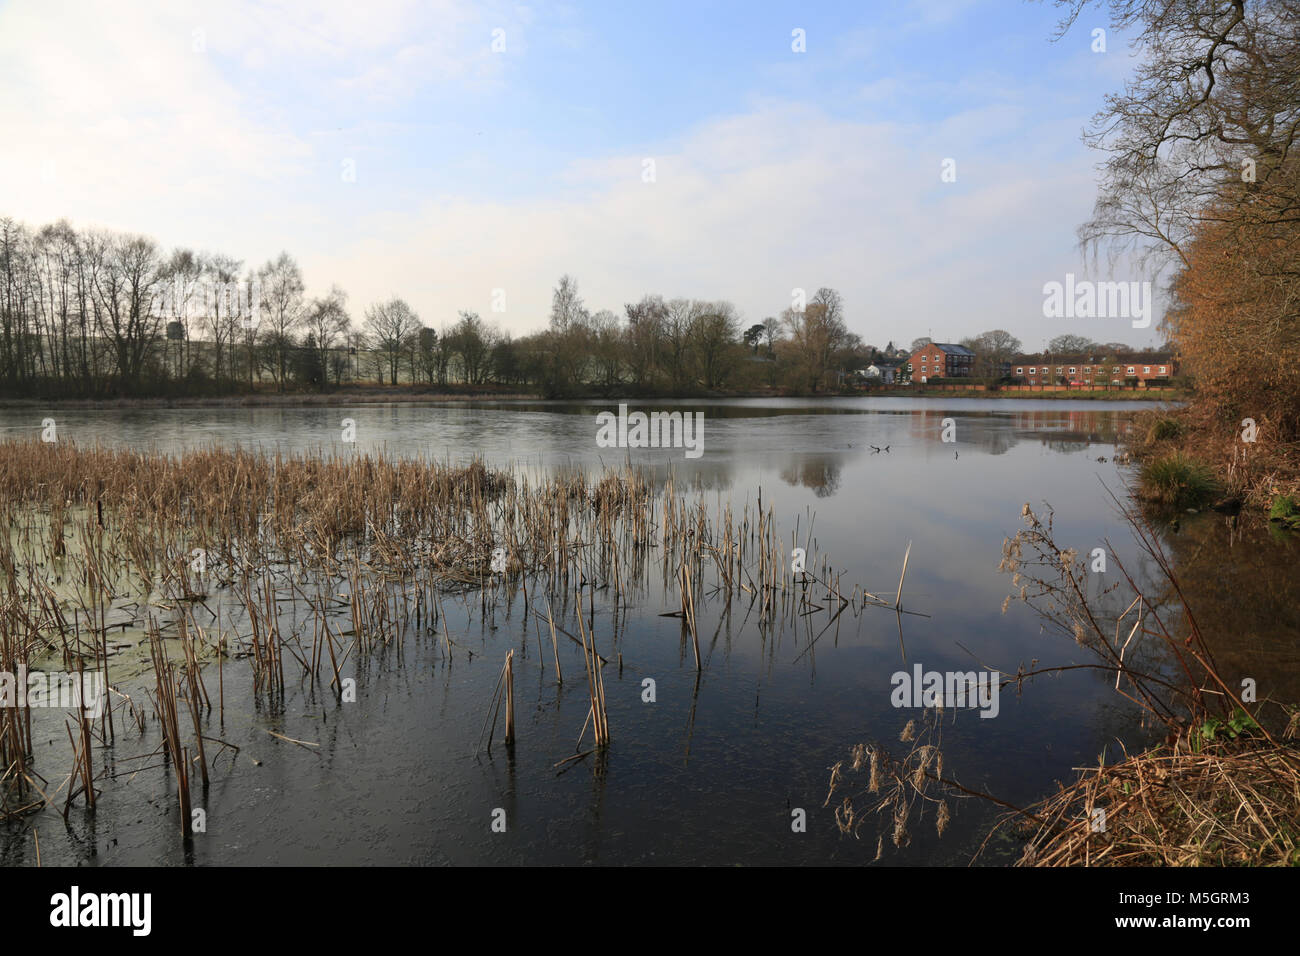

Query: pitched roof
left=927, top=343, right=975, bottom=356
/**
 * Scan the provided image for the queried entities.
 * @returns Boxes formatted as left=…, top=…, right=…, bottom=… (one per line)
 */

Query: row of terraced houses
left=904, top=343, right=1176, bottom=387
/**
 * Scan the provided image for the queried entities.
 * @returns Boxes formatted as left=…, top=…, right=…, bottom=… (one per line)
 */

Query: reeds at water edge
left=0, top=437, right=913, bottom=831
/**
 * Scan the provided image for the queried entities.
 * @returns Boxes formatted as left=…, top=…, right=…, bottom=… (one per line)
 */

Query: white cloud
left=0, top=0, right=1160, bottom=349
left=309, top=101, right=1112, bottom=346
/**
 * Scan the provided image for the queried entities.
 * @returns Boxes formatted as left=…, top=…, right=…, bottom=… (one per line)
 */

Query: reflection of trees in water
left=1158, top=513, right=1300, bottom=716
left=1043, top=437, right=1093, bottom=454
left=1007, top=504, right=1298, bottom=731
left=981, top=428, right=1014, bottom=456
left=548, top=460, right=738, bottom=494
left=778, top=456, right=842, bottom=497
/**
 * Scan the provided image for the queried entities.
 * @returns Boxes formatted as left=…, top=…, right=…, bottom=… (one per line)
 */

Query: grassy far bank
left=879, top=386, right=1184, bottom=401
left=0, top=383, right=1188, bottom=408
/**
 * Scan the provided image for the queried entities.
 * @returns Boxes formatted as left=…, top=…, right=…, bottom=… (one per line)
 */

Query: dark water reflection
left=0, top=398, right=1292, bottom=866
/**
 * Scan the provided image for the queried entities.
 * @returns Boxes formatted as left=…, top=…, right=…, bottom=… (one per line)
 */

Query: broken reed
left=148, top=625, right=193, bottom=835
left=1, top=438, right=878, bottom=820
left=478, top=650, right=516, bottom=753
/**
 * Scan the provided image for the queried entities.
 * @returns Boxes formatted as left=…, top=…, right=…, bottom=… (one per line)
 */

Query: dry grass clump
left=1014, top=727, right=1300, bottom=866
left=825, top=710, right=955, bottom=859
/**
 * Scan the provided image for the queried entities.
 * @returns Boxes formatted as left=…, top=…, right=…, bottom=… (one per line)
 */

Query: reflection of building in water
left=904, top=408, right=1011, bottom=454
left=905, top=407, right=1131, bottom=453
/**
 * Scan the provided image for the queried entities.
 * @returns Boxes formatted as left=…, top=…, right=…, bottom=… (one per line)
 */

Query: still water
left=1, top=398, right=1293, bottom=866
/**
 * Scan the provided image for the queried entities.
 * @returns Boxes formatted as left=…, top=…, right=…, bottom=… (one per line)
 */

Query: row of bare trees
left=0, top=216, right=364, bottom=395
left=0, top=215, right=872, bottom=397
left=299, top=277, right=867, bottom=396
left=0, top=218, right=176, bottom=394
left=529, top=277, right=868, bottom=396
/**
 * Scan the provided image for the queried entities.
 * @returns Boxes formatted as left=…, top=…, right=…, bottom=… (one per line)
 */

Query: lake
left=1, top=397, right=1293, bottom=866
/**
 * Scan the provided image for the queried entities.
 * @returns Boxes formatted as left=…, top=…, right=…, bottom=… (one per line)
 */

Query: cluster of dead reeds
left=825, top=710, right=953, bottom=861
left=1, top=437, right=886, bottom=830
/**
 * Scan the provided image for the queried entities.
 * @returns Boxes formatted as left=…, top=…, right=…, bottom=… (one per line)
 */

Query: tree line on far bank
left=0, top=214, right=1171, bottom=400
left=0, top=224, right=877, bottom=399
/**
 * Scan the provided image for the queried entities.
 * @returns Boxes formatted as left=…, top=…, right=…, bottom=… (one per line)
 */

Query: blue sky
left=0, top=0, right=1162, bottom=349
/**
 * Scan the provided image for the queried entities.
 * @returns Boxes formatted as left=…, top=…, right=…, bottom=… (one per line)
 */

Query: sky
left=0, top=0, right=1166, bottom=350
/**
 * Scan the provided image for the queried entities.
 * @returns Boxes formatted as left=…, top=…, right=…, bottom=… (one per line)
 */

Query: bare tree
left=1047, top=333, right=1095, bottom=355
left=92, top=233, right=164, bottom=393
left=257, top=251, right=306, bottom=391
left=691, top=301, right=740, bottom=389
left=588, top=308, right=623, bottom=393
left=971, top=328, right=1023, bottom=377
left=201, top=254, right=244, bottom=385
left=305, top=285, right=350, bottom=388
left=549, top=274, right=587, bottom=334
left=662, top=298, right=704, bottom=391
left=449, top=310, right=494, bottom=385
left=364, top=297, right=420, bottom=384
left=162, top=248, right=204, bottom=380
left=1063, top=0, right=1300, bottom=275
left=624, top=294, right=667, bottom=388
left=784, top=289, right=851, bottom=392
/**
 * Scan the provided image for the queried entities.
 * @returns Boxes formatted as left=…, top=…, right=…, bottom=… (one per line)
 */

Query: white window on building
left=1159, top=366, right=1167, bottom=374
left=1068, top=367, right=1076, bottom=375
left=1029, top=367, right=1036, bottom=374
left=1127, top=367, right=1136, bottom=374
left=1016, top=367, right=1023, bottom=375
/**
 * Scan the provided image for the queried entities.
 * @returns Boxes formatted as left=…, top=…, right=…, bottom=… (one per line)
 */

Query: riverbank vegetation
left=1136, top=451, right=1220, bottom=510
left=999, top=501, right=1299, bottom=866
left=1060, top=0, right=1300, bottom=516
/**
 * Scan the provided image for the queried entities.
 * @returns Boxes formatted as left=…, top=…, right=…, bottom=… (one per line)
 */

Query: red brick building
left=1007, top=353, right=1176, bottom=387
left=906, top=343, right=975, bottom=382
